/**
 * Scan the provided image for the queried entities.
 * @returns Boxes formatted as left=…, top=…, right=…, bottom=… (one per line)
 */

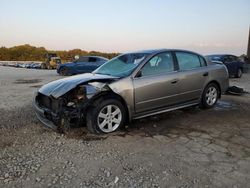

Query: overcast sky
left=0, top=0, right=249, bottom=55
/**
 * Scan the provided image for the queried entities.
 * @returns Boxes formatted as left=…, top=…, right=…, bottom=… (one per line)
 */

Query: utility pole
left=247, top=27, right=250, bottom=64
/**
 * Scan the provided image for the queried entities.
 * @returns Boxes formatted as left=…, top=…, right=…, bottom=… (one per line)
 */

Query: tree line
left=0, top=44, right=120, bottom=62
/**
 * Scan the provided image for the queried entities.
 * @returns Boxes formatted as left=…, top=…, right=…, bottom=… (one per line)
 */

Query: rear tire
left=235, top=68, right=242, bottom=78
left=86, top=98, right=126, bottom=134
left=201, top=83, right=219, bottom=109
left=41, top=63, right=46, bottom=69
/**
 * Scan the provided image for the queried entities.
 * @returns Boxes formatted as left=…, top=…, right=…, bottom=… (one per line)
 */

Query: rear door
left=133, top=52, right=180, bottom=113
left=75, top=57, right=89, bottom=73
left=86, top=57, right=99, bottom=71
left=228, top=55, right=242, bottom=75
left=86, top=57, right=107, bottom=72
left=76, top=57, right=99, bottom=73
left=94, top=58, right=107, bottom=68
left=222, top=55, right=235, bottom=75
left=174, top=51, right=209, bottom=103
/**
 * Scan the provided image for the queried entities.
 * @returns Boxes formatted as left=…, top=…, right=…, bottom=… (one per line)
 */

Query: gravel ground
left=0, top=66, right=250, bottom=187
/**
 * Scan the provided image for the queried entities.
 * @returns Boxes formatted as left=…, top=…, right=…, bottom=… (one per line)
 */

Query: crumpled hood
left=39, top=73, right=118, bottom=98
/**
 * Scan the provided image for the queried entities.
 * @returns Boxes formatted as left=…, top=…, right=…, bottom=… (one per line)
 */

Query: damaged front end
left=33, top=81, right=113, bottom=132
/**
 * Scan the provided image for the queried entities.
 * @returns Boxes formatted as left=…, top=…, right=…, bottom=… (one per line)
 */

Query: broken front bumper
left=33, top=93, right=59, bottom=130
left=33, top=92, right=87, bottom=131
left=33, top=94, right=59, bottom=130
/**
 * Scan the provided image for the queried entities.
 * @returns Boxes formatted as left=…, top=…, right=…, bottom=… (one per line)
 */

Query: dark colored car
left=57, top=56, right=108, bottom=76
left=206, top=54, right=244, bottom=78
left=34, top=49, right=229, bottom=134
left=26, top=63, right=42, bottom=69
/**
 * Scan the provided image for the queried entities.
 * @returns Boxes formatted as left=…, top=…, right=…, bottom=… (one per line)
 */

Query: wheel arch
left=59, top=66, right=72, bottom=75
left=58, top=66, right=65, bottom=72
left=86, top=91, right=130, bottom=123
left=204, top=80, right=222, bottom=98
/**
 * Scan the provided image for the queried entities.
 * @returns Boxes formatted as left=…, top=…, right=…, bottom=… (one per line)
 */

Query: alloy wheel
left=205, top=86, right=218, bottom=106
left=97, top=105, right=122, bottom=133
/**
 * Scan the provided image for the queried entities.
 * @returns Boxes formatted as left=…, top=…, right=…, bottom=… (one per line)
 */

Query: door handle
left=171, top=79, right=179, bottom=84
left=203, top=72, right=209, bottom=76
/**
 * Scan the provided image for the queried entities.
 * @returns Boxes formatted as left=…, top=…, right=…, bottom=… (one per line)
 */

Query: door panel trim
left=136, top=89, right=201, bottom=105
left=134, top=101, right=199, bottom=119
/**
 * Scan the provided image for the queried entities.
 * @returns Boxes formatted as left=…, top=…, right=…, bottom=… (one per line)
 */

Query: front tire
left=201, top=83, right=219, bottom=109
left=59, top=67, right=70, bottom=76
left=86, top=98, right=126, bottom=134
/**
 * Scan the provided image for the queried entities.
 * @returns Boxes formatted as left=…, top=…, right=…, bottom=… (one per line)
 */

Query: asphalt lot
left=0, top=66, right=250, bottom=187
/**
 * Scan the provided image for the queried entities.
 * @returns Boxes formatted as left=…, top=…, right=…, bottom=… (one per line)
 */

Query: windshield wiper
left=93, top=72, right=114, bottom=76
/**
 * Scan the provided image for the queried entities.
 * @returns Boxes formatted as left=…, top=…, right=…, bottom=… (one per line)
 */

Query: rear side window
left=89, top=57, right=97, bottom=62
left=176, top=52, right=201, bottom=70
left=77, top=57, right=88, bottom=62
left=97, top=58, right=104, bottom=62
left=199, top=56, right=207, bottom=66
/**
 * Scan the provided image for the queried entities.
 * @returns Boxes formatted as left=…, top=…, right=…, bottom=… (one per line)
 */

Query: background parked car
left=26, top=63, right=42, bottom=69
left=206, top=54, right=244, bottom=78
left=57, top=56, right=109, bottom=76
left=15, top=63, right=28, bottom=68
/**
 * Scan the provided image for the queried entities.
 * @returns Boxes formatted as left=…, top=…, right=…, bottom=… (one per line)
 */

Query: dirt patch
left=30, top=84, right=43, bottom=88
left=0, top=104, right=38, bottom=129
left=64, top=128, right=108, bottom=141
left=0, top=138, right=13, bottom=149
left=13, top=79, right=42, bottom=84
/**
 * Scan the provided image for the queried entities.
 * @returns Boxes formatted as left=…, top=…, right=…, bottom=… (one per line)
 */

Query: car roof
left=206, top=54, right=236, bottom=57
left=128, top=49, right=204, bottom=57
left=78, top=56, right=109, bottom=60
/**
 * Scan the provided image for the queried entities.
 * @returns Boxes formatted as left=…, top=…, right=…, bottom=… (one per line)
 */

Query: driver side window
left=140, top=52, right=174, bottom=77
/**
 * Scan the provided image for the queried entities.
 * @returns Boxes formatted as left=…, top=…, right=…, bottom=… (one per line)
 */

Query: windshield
left=93, top=53, right=149, bottom=77
left=206, top=55, right=222, bottom=61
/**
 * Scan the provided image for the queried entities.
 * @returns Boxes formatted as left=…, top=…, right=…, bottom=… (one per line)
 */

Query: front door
left=133, top=52, right=180, bottom=113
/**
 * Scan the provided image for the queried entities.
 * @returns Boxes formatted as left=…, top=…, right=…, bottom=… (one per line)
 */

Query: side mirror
left=135, top=70, right=142, bottom=78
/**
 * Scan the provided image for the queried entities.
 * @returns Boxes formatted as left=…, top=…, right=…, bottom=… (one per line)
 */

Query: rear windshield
left=206, top=56, right=222, bottom=61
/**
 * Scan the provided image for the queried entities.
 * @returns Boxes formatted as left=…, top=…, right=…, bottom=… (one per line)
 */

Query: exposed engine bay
left=34, top=76, right=117, bottom=132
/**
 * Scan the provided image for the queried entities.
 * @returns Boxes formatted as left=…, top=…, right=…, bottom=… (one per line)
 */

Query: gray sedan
left=33, top=49, right=229, bottom=134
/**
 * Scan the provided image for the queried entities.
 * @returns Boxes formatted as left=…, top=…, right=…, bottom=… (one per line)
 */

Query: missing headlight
left=75, top=85, right=86, bottom=100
